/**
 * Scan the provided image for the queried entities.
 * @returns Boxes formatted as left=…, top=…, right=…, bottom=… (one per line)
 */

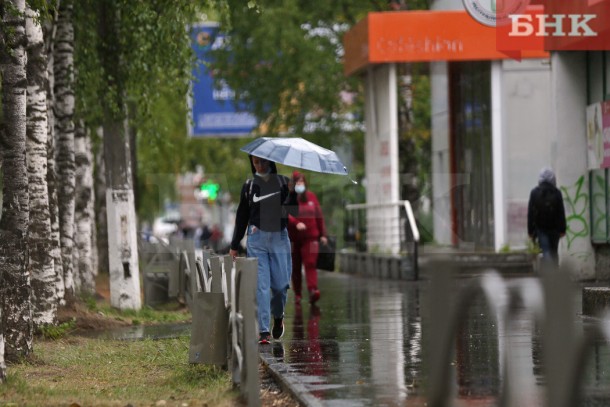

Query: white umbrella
left=240, top=137, right=348, bottom=175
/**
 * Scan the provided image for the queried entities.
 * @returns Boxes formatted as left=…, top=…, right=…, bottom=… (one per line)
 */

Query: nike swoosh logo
left=252, top=191, right=280, bottom=203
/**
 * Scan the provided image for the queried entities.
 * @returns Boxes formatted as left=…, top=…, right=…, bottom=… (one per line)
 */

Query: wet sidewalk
left=259, top=271, right=610, bottom=407
left=260, top=272, right=421, bottom=406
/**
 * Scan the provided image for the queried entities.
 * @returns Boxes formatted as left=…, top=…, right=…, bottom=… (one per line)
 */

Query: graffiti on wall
left=560, top=176, right=589, bottom=250
left=590, top=173, right=607, bottom=240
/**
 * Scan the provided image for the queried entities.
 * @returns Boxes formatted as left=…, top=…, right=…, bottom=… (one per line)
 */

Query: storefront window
left=450, top=61, right=494, bottom=249
left=587, top=52, right=610, bottom=243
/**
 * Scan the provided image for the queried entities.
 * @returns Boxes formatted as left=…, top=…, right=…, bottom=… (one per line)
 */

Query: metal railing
left=345, top=200, right=420, bottom=276
left=139, top=238, right=259, bottom=406
left=426, top=261, right=610, bottom=407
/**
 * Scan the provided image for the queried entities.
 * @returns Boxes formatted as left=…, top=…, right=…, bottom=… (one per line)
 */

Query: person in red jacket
left=288, top=171, right=328, bottom=304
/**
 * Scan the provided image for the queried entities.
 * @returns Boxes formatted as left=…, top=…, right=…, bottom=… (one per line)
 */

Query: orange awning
left=343, top=10, right=550, bottom=76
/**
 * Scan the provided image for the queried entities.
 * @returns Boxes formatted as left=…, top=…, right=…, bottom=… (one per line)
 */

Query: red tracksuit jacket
left=287, top=191, right=327, bottom=242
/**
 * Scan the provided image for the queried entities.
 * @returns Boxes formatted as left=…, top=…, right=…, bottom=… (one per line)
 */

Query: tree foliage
left=209, top=0, right=385, bottom=136
left=71, top=0, right=208, bottom=221
left=135, top=88, right=254, bottom=222
left=74, top=0, right=200, bottom=128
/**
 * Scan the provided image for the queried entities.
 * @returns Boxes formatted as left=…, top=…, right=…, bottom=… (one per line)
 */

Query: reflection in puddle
left=276, top=273, right=610, bottom=406
left=370, top=291, right=407, bottom=404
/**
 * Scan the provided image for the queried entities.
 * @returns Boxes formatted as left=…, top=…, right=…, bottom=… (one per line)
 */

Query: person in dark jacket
left=288, top=171, right=327, bottom=304
left=230, top=155, right=298, bottom=344
left=527, top=167, right=567, bottom=265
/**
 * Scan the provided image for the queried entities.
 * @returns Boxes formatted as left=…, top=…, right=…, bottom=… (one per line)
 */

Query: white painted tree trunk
left=0, top=0, right=33, bottom=366
left=104, top=121, right=141, bottom=310
left=98, top=1, right=140, bottom=310
left=106, top=189, right=141, bottom=309
left=44, top=0, right=66, bottom=305
left=73, top=123, right=95, bottom=295
left=26, top=6, right=58, bottom=327
left=54, top=0, right=76, bottom=299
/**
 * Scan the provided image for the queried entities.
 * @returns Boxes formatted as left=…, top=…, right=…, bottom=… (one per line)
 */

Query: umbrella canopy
left=240, top=137, right=348, bottom=175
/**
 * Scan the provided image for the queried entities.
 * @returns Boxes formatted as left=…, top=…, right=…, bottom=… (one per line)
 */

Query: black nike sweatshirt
left=230, top=159, right=297, bottom=251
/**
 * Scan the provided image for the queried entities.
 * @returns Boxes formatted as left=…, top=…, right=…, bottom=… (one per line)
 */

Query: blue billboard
left=189, top=23, right=257, bottom=137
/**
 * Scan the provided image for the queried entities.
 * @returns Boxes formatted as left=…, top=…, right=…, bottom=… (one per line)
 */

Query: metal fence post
left=188, top=249, right=230, bottom=367
left=210, top=256, right=222, bottom=294
left=223, top=255, right=232, bottom=305
left=236, top=257, right=260, bottom=407
left=540, top=263, right=580, bottom=407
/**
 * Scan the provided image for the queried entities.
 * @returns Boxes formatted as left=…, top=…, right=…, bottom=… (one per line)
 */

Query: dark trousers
left=537, top=230, right=561, bottom=266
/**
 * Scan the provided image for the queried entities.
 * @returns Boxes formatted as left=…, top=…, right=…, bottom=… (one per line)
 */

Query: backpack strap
left=276, top=174, right=287, bottom=188
left=246, top=178, right=254, bottom=201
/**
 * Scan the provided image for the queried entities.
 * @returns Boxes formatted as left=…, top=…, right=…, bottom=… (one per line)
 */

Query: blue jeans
left=537, top=230, right=560, bottom=266
left=246, top=225, right=292, bottom=333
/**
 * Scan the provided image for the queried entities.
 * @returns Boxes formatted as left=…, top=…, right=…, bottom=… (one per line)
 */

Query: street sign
left=189, top=23, right=257, bottom=137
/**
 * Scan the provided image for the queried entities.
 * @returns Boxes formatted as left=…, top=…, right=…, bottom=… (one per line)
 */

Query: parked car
left=153, top=216, right=178, bottom=239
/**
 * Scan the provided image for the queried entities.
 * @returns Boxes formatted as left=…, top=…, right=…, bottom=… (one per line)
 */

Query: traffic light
left=199, top=181, right=220, bottom=202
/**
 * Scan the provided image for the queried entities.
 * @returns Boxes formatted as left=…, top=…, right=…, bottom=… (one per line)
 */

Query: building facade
left=344, top=1, right=610, bottom=279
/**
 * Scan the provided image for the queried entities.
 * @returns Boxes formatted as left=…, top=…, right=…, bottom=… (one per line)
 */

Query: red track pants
left=291, top=238, right=319, bottom=294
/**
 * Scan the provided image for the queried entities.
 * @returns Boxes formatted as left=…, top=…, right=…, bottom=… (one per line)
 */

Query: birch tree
left=93, top=138, right=107, bottom=276
left=73, top=0, right=202, bottom=309
left=0, top=0, right=33, bottom=364
left=54, top=0, right=75, bottom=299
left=26, top=5, right=58, bottom=327
left=44, top=5, right=66, bottom=304
left=99, top=1, right=141, bottom=310
left=73, top=122, right=95, bottom=295
left=73, top=0, right=107, bottom=278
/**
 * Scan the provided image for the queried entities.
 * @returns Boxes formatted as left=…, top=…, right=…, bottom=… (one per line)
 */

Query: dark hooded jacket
left=527, top=168, right=567, bottom=236
left=230, top=156, right=298, bottom=251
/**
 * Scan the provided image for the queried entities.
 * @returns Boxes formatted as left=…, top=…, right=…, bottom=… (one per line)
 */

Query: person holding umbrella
left=230, top=155, right=298, bottom=345
left=288, top=171, right=328, bottom=304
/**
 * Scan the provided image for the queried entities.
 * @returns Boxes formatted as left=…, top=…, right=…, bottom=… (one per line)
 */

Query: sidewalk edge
left=259, top=352, right=325, bottom=407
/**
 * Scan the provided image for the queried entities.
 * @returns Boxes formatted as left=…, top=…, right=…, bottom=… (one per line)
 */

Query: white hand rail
left=345, top=200, right=420, bottom=243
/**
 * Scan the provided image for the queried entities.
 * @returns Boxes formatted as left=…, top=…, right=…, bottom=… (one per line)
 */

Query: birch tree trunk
left=103, top=121, right=142, bottom=310
left=94, top=132, right=107, bottom=276
left=90, top=190, right=99, bottom=276
left=88, top=149, right=97, bottom=277
left=0, top=0, right=33, bottom=364
left=99, top=2, right=141, bottom=310
left=0, top=126, right=5, bottom=383
left=26, top=6, right=59, bottom=327
left=73, top=122, right=95, bottom=295
left=44, top=13, right=66, bottom=305
left=54, top=0, right=76, bottom=299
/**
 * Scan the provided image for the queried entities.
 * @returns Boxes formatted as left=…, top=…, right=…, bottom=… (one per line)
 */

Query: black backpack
left=534, top=185, right=558, bottom=230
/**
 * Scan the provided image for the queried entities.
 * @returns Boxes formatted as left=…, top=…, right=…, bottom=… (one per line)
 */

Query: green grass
left=1, top=336, right=238, bottom=406
left=37, top=319, right=77, bottom=340
left=82, top=293, right=192, bottom=326
left=0, top=290, right=237, bottom=407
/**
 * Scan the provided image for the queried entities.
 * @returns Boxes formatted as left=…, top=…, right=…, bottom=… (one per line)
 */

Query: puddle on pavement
left=77, top=322, right=191, bottom=341
left=264, top=272, right=610, bottom=406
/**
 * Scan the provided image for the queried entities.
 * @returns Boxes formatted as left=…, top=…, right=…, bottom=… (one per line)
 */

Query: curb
left=259, top=350, right=325, bottom=407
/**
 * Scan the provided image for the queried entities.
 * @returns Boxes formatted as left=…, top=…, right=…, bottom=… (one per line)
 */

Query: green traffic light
left=200, top=181, right=220, bottom=200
